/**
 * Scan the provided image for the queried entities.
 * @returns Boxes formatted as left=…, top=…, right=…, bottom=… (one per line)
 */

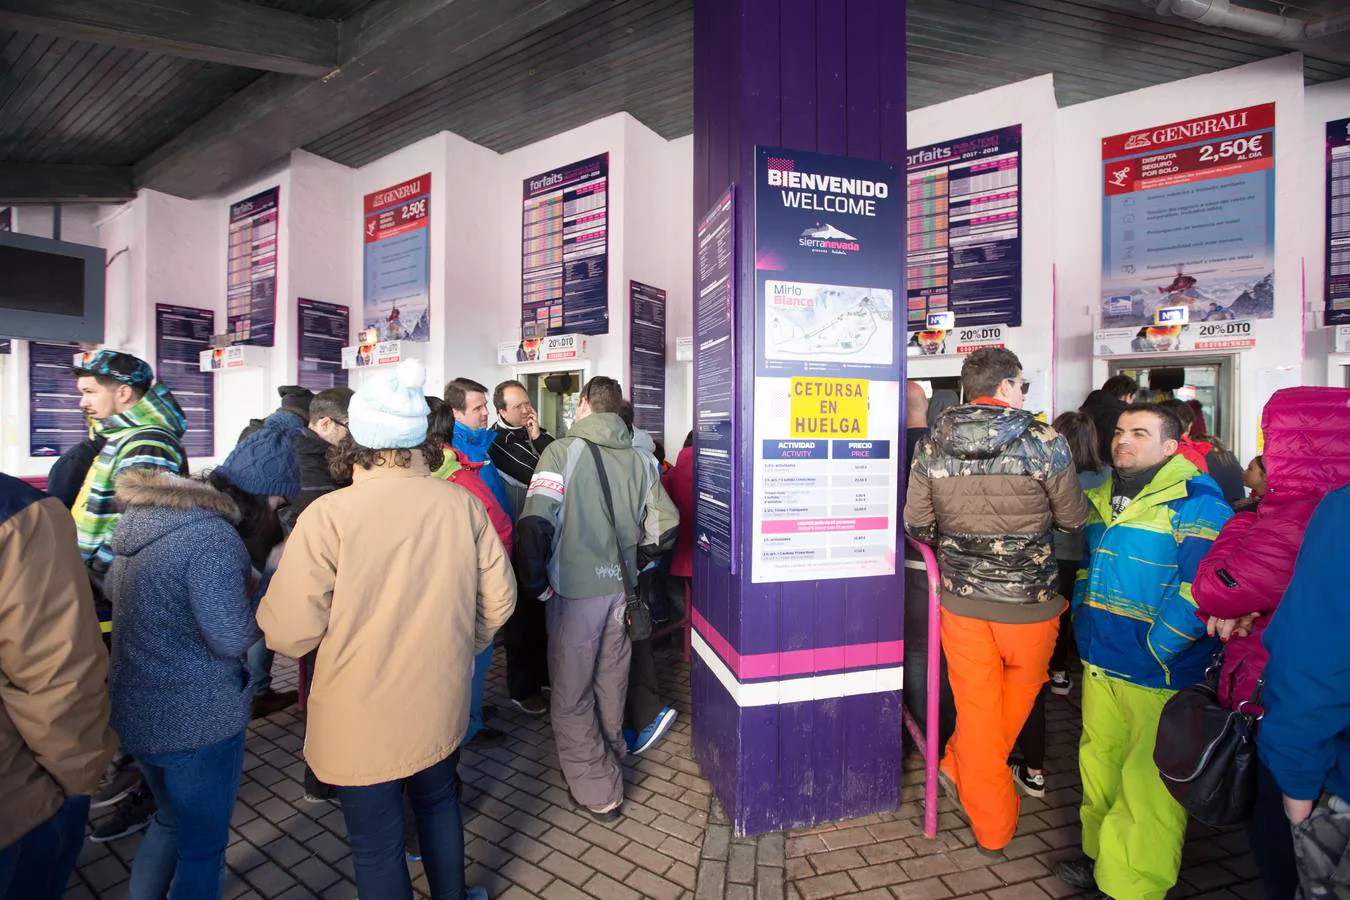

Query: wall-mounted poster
left=363, top=174, right=431, bottom=341
left=521, top=153, right=609, bottom=338
left=906, top=125, right=1022, bottom=340
left=297, top=298, right=349, bottom=390
left=1326, top=117, right=1350, bottom=326
left=628, top=281, right=666, bottom=445
left=155, top=304, right=215, bottom=459
left=751, top=148, right=903, bottom=584
left=29, top=341, right=83, bottom=458
left=226, top=187, right=279, bottom=346
left=695, top=187, right=737, bottom=571
left=1100, top=104, right=1276, bottom=330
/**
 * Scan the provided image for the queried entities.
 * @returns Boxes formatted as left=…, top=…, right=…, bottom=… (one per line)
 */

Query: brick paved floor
left=69, top=651, right=1260, bottom=899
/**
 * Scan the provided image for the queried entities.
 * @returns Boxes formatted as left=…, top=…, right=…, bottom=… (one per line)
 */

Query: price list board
left=521, top=154, right=609, bottom=338
left=155, top=304, right=215, bottom=459
left=906, top=126, right=1022, bottom=334
left=1326, top=117, right=1350, bottom=325
left=28, top=340, right=84, bottom=458
left=628, top=281, right=666, bottom=445
left=226, top=187, right=279, bottom=346
left=298, top=298, right=349, bottom=390
left=694, top=186, right=736, bottom=571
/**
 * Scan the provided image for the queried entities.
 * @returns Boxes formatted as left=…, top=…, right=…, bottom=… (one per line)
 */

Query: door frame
left=1108, top=353, right=1241, bottom=450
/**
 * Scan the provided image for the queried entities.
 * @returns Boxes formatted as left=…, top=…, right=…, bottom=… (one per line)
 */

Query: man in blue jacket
left=1057, top=404, right=1231, bottom=900
left=1260, top=485, right=1350, bottom=898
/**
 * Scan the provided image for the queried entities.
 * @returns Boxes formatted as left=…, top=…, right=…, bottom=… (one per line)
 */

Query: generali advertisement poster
left=1099, top=103, right=1276, bottom=332
left=751, top=147, right=903, bottom=584
left=1325, top=117, right=1350, bottom=326
left=363, top=174, right=431, bottom=342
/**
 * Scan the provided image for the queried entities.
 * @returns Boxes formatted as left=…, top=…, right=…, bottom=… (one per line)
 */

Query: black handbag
left=1153, top=655, right=1262, bottom=828
left=583, top=440, right=653, bottom=641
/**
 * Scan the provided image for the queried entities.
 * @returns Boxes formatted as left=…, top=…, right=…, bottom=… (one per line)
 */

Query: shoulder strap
left=583, top=440, right=636, bottom=598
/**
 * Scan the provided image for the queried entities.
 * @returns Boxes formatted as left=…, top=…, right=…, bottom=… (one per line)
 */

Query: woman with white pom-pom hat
left=260, top=359, right=517, bottom=900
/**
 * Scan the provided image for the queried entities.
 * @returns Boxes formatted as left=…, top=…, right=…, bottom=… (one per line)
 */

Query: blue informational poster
left=628, top=281, right=666, bottom=445
left=363, top=175, right=431, bottom=341
left=906, top=125, right=1022, bottom=334
left=297, top=298, right=349, bottom=390
left=1100, top=104, right=1276, bottom=328
left=521, top=154, right=609, bottom=338
left=226, top=187, right=279, bottom=346
left=155, top=304, right=215, bottom=459
left=751, top=147, right=904, bottom=584
left=29, top=340, right=84, bottom=458
left=694, top=186, right=737, bottom=571
left=1326, top=117, right=1350, bottom=326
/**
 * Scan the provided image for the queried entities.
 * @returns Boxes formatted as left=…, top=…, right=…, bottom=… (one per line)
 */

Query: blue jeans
left=464, top=645, right=493, bottom=742
left=129, top=730, right=246, bottom=900
left=335, top=750, right=466, bottom=899
left=246, top=638, right=273, bottom=696
left=0, top=795, right=90, bottom=900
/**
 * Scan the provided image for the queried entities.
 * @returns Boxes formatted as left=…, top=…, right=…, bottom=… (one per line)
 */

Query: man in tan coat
left=259, top=360, right=515, bottom=900
left=0, top=471, right=117, bottom=897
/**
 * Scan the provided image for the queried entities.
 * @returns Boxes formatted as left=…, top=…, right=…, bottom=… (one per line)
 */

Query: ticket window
left=1109, top=356, right=1235, bottom=449
left=525, top=370, right=583, bottom=439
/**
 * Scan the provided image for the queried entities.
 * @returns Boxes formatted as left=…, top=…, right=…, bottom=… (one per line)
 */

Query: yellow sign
left=789, top=377, right=868, bottom=438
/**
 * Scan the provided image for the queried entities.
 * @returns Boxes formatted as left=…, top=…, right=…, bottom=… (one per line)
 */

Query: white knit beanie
left=348, top=359, right=429, bottom=449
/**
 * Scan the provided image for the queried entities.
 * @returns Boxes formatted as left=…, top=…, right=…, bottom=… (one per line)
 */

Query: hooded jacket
left=904, top=402, right=1089, bottom=624
left=73, top=383, right=189, bottom=587
left=1193, top=386, right=1350, bottom=709
left=105, top=470, right=257, bottom=755
left=517, top=412, right=680, bottom=602
left=257, top=457, right=516, bottom=786
left=452, top=421, right=513, bottom=515
left=1073, top=454, right=1232, bottom=689
left=488, top=421, right=554, bottom=520
left=433, top=446, right=514, bottom=551
left=0, top=473, right=116, bottom=849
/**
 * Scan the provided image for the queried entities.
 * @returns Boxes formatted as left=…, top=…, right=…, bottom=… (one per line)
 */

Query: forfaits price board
left=1100, top=104, right=1275, bottom=332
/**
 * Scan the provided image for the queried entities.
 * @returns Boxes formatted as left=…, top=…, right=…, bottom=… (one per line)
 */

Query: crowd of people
left=0, top=351, right=690, bottom=899
left=906, top=347, right=1350, bottom=900
left=7, top=342, right=1350, bottom=900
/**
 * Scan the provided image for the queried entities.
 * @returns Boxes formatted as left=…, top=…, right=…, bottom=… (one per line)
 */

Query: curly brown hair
left=328, top=434, right=444, bottom=482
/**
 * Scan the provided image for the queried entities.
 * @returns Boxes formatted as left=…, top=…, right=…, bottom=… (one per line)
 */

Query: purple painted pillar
left=690, top=0, right=907, bottom=835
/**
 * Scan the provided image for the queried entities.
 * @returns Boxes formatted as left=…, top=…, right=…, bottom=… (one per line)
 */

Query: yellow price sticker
left=789, top=377, right=868, bottom=438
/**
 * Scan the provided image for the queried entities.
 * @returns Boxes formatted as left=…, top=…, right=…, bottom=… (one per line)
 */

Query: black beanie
left=277, top=385, right=314, bottom=421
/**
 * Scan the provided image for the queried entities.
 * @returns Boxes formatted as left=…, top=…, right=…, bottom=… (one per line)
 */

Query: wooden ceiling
left=0, top=0, right=1346, bottom=202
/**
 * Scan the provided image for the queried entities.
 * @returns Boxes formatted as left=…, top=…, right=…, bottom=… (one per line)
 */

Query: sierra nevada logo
left=798, top=222, right=861, bottom=255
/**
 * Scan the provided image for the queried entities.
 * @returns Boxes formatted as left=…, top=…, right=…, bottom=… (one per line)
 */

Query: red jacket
left=662, top=446, right=695, bottom=578
left=1177, top=436, right=1211, bottom=473
left=434, top=447, right=513, bottom=553
left=1193, top=387, right=1350, bottom=708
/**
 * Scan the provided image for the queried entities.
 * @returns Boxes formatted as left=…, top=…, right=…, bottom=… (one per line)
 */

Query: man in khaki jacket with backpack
left=516, top=376, right=679, bottom=823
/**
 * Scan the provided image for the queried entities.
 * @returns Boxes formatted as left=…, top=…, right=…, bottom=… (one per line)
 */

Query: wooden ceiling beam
left=0, top=163, right=135, bottom=203
left=0, top=0, right=339, bottom=77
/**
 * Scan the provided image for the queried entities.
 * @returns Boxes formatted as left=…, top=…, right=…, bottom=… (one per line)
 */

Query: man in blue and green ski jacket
left=1055, top=403, right=1231, bottom=900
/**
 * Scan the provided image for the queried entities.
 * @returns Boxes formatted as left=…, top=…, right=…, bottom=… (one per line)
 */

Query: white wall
left=908, top=75, right=1059, bottom=416
left=1055, top=54, right=1307, bottom=463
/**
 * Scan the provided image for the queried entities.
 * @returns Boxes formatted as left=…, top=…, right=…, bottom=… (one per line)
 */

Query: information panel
left=906, top=125, right=1022, bottom=338
left=628, top=281, right=666, bottom=445
left=1326, top=117, right=1350, bottom=325
left=29, top=340, right=83, bottom=458
left=155, top=304, right=215, bottom=459
left=363, top=174, right=430, bottom=341
left=226, top=187, right=279, bottom=345
left=1100, top=104, right=1276, bottom=329
left=751, top=147, right=903, bottom=584
left=694, top=186, right=737, bottom=571
left=522, top=154, right=609, bottom=338
left=298, top=298, right=349, bottom=390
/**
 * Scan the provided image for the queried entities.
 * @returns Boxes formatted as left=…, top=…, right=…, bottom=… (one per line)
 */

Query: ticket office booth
left=513, top=360, right=593, bottom=440
left=1108, top=354, right=1238, bottom=450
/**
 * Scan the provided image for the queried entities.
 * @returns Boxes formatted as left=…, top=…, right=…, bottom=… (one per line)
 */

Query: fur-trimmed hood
left=111, top=469, right=241, bottom=559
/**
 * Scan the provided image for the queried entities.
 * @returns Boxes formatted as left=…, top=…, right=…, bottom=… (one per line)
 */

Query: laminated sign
left=789, top=378, right=868, bottom=438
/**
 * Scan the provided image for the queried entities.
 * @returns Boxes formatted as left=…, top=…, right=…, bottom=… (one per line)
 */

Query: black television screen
left=0, top=232, right=104, bottom=342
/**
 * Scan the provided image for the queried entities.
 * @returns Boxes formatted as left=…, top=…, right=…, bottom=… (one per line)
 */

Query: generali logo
left=1123, top=132, right=1152, bottom=151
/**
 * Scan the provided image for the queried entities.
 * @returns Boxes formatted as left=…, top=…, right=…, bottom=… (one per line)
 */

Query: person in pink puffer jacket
left=1193, top=386, right=1350, bottom=900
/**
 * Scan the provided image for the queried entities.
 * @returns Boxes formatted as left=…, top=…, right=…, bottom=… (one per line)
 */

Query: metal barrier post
left=902, top=536, right=942, bottom=840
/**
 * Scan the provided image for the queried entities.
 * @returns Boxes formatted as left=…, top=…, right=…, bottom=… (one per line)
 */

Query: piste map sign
left=1100, top=104, right=1275, bottom=330
left=750, top=146, right=903, bottom=585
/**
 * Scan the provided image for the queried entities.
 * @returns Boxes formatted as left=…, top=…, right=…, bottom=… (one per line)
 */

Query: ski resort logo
left=798, top=222, right=860, bottom=255
left=1123, top=132, right=1152, bottom=151
left=800, top=223, right=857, bottom=241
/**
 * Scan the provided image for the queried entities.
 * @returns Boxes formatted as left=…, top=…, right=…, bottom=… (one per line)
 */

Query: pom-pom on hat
left=348, top=359, right=430, bottom=449
left=216, top=411, right=303, bottom=497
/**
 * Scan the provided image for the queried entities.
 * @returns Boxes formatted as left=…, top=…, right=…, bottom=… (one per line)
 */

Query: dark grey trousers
left=1294, top=793, right=1350, bottom=900
left=546, top=592, right=631, bottom=810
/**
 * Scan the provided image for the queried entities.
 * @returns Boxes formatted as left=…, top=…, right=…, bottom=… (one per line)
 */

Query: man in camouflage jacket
left=904, top=347, right=1088, bottom=855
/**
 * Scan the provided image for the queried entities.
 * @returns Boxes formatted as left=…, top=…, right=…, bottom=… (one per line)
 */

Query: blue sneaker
left=631, top=707, right=677, bottom=756
left=623, top=728, right=638, bottom=753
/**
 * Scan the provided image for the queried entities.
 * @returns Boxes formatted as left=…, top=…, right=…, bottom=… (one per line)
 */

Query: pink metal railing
left=903, top=536, right=942, bottom=840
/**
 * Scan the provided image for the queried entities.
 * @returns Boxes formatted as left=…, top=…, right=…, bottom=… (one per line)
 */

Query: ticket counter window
left=1110, top=358, right=1233, bottom=449
left=527, top=371, right=583, bottom=439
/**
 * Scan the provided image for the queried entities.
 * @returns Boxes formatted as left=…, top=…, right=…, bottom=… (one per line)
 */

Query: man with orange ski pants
left=904, top=347, right=1088, bottom=855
